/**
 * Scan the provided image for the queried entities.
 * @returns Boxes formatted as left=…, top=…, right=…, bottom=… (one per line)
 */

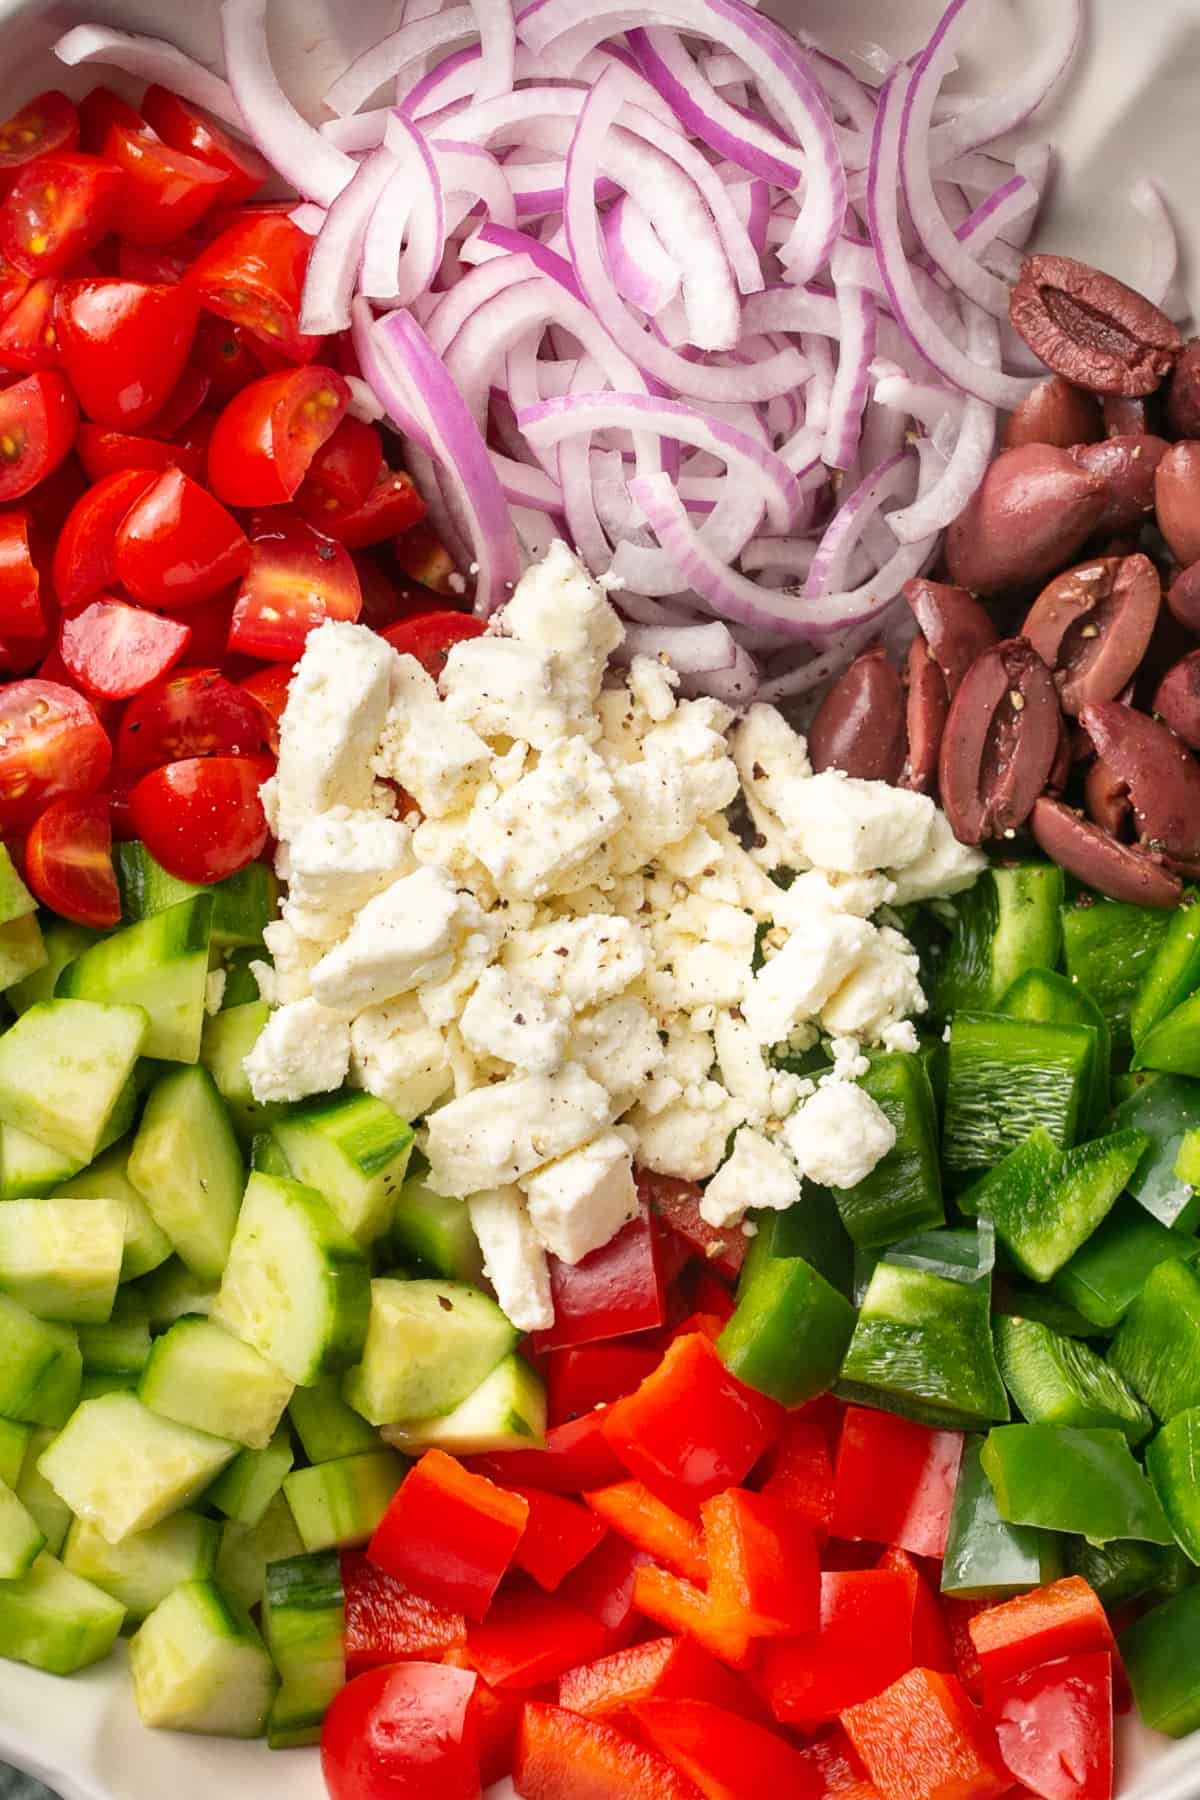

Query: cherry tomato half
left=53, top=466, right=158, bottom=612
left=61, top=596, right=191, bottom=701
left=114, top=466, right=249, bottom=608
left=102, top=123, right=228, bottom=248
left=0, top=678, right=111, bottom=829
left=141, top=86, right=270, bottom=208
left=393, top=520, right=459, bottom=595
left=191, top=313, right=278, bottom=396
left=130, top=752, right=272, bottom=884
left=117, top=667, right=265, bottom=773
left=207, top=365, right=350, bottom=509
left=75, top=424, right=206, bottom=485
left=0, top=277, right=60, bottom=372
left=0, top=153, right=124, bottom=278
left=0, top=512, right=42, bottom=638
left=148, top=365, right=211, bottom=437
left=229, top=513, right=361, bottom=662
left=78, top=85, right=145, bottom=155
left=382, top=610, right=486, bottom=679
left=301, top=415, right=382, bottom=513
left=321, top=1664, right=481, bottom=1800
left=0, top=371, right=78, bottom=502
left=54, top=278, right=199, bottom=429
left=0, top=91, right=80, bottom=194
left=25, top=792, right=120, bottom=927
left=186, top=214, right=322, bottom=365
left=295, top=463, right=427, bottom=549
left=238, top=662, right=293, bottom=753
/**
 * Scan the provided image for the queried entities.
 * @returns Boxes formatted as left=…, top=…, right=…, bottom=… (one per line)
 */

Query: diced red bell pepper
left=799, top=1729, right=884, bottom=1799
left=441, top=1648, right=524, bottom=1791
left=757, top=1571, right=915, bottom=1728
left=639, top=1169, right=747, bottom=1282
left=532, top=1197, right=666, bottom=1352
left=339, top=1549, right=466, bottom=1678
left=661, top=1311, right=727, bottom=1348
left=634, top=1698, right=823, bottom=1800
left=986, top=1651, right=1113, bottom=1800
left=759, top=1415, right=836, bottom=1546
left=514, top=1700, right=702, bottom=1800
left=600, top=1333, right=783, bottom=1517
left=689, top=1270, right=737, bottom=1323
left=968, top=1579, right=1116, bottom=1692
left=368, top=1449, right=529, bottom=1623
left=584, top=1481, right=708, bottom=1584
left=465, top=1580, right=611, bottom=1689
left=555, top=1532, right=646, bottom=1643
left=632, top=1565, right=753, bottom=1671
left=467, top=1411, right=626, bottom=1497
left=546, top=1345, right=661, bottom=1427
left=558, top=1634, right=761, bottom=1725
left=833, top=1408, right=964, bottom=1559
left=877, top=1548, right=954, bottom=1675
left=942, top=1596, right=991, bottom=1704
left=511, top=1486, right=606, bottom=1592
left=841, top=1668, right=1011, bottom=1800
left=701, top=1488, right=820, bottom=1639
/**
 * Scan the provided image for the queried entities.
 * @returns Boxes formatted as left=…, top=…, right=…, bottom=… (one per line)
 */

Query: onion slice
left=54, top=23, right=244, bottom=131
left=220, top=0, right=355, bottom=206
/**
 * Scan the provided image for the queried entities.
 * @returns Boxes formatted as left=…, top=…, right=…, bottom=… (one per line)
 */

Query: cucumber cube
left=201, top=1002, right=283, bottom=1146
left=0, top=1552, right=125, bottom=1674
left=382, top=1353, right=547, bottom=1457
left=57, top=895, right=213, bottom=1063
left=127, top=1064, right=245, bottom=1280
left=62, top=1510, right=220, bottom=1620
left=0, top=842, right=34, bottom=924
left=7, top=920, right=96, bottom=1015
left=14, top=1427, right=72, bottom=1556
left=215, top=1490, right=305, bottom=1614
left=115, top=842, right=277, bottom=949
left=387, top=1167, right=484, bottom=1283
left=0, top=1475, right=45, bottom=1578
left=0, top=1416, right=31, bottom=1488
left=273, top=1090, right=414, bottom=1245
left=0, top=915, right=46, bottom=992
left=0, top=998, right=147, bottom=1164
left=0, top=1197, right=125, bottom=1323
left=133, top=1257, right=218, bottom=1329
left=282, top=1449, right=407, bottom=1552
left=263, top=1551, right=345, bottom=1748
left=0, top=1294, right=81, bottom=1426
left=139, top=1316, right=293, bottom=1450
left=288, top=1375, right=377, bottom=1465
left=0, top=1124, right=83, bottom=1200
left=342, top=1277, right=516, bottom=1426
left=207, top=1426, right=294, bottom=1527
left=52, top=1141, right=173, bottom=1283
left=129, top=1580, right=278, bottom=1737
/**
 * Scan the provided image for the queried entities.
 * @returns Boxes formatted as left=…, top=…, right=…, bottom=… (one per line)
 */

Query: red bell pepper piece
left=513, top=1700, right=702, bottom=1800
left=368, top=1449, right=529, bottom=1622
left=468, top=1411, right=626, bottom=1497
left=877, top=1548, right=954, bottom=1674
left=466, top=1580, right=611, bottom=1689
left=943, top=1596, right=992, bottom=1703
left=443, top=1646, right=524, bottom=1790
left=832, top=1408, right=964, bottom=1559
left=635, top=1698, right=823, bottom=1800
left=757, top=1571, right=915, bottom=1728
left=556, top=1532, right=646, bottom=1643
left=799, top=1729, right=884, bottom=1799
left=584, top=1481, right=708, bottom=1584
left=759, top=1415, right=836, bottom=1545
left=601, top=1332, right=783, bottom=1516
left=532, top=1197, right=666, bottom=1351
left=841, top=1668, right=1011, bottom=1800
left=661, top=1311, right=728, bottom=1347
left=546, top=1344, right=660, bottom=1426
left=558, top=1634, right=761, bottom=1725
left=511, top=1486, right=606, bottom=1592
left=639, top=1169, right=747, bottom=1282
left=986, top=1651, right=1113, bottom=1800
left=340, top=1549, right=465, bottom=1677
left=690, top=1268, right=737, bottom=1322
left=632, top=1565, right=753, bottom=1671
left=701, top=1488, right=820, bottom=1639
left=968, top=1578, right=1116, bottom=1692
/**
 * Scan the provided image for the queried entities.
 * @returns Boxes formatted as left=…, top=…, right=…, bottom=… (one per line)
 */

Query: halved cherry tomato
left=238, top=662, right=293, bottom=753
left=21, top=451, right=86, bottom=540
left=78, top=85, right=144, bottom=154
left=61, top=596, right=191, bottom=700
left=296, top=463, right=427, bottom=547
left=207, top=365, right=350, bottom=509
left=54, top=279, right=199, bottom=428
left=102, top=122, right=228, bottom=247
left=0, top=512, right=42, bottom=638
left=302, top=415, right=383, bottom=512
left=117, top=236, right=201, bottom=285
left=0, top=255, right=29, bottom=326
left=141, top=86, right=270, bottom=208
left=0, top=278, right=60, bottom=372
left=129, top=752, right=271, bottom=883
left=321, top=1663, right=481, bottom=1800
left=0, top=92, right=79, bottom=193
left=229, top=513, right=361, bottom=661
left=169, top=588, right=236, bottom=667
left=115, top=465, right=249, bottom=607
left=0, top=371, right=78, bottom=502
left=118, top=666, right=265, bottom=772
left=393, top=519, right=458, bottom=594
left=186, top=214, right=322, bottom=364
left=147, top=365, right=211, bottom=437
left=53, top=466, right=157, bottom=611
left=0, top=678, right=111, bottom=829
left=75, top=423, right=205, bottom=485
left=97, top=765, right=140, bottom=840
left=25, top=792, right=120, bottom=928
left=190, top=313, right=279, bottom=395
left=382, top=610, right=486, bottom=679
left=0, top=153, right=124, bottom=278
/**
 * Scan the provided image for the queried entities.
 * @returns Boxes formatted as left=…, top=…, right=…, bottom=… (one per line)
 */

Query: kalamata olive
left=1154, top=650, right=1200, bottom=752
left=1155, top=441, right=1200, bottom=568
left=938, top=638, right=1061, bottom=844
left=1020, top=554, right=1161, bottom=716
left=1047, top=721, right=1072, bottom=795
left=1003, top=377, right=1102, bottom=450
left=1103, top=395, right=1149, bottom=438
left=1081, top=700, right=1200, bottom=864
left=903, top=579, right=998, bottom=695
left=1031, top=797, right=1183, bottom=907
left=1071, top=435, right=1169, bottom=533
left=1167, top=561, right=1200, bottom=636
left=1166, top=339, right=1200, bottom=439
left=1084, top=756, right=1132, bottom=835
left=901, top=636, right=948, bottom=795
left=807, top=647, right=906, bottom=783
left=943, top=445, right=1108, bottom=598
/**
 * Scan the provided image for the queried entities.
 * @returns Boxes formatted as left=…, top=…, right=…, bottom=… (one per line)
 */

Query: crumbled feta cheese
left=628, top=654, right=679, bottom=722
left=505, top=914, right=646, bottom=1011
left=204, top=970, right=225, bottom=1016
left=244, top=997, right=351, bottom=1104
left=732, top=704, right=812, bottom=822
left=424, top=1062, right=612, bottom=1196
left=441, top=636, right=570, bottom=748
left=568, top=996, right=664, bottom=1104
left=523, top=1131, right=638, bottom=1263
left=881, top=1019, right=921, bottom=1054
left=783, top=1082, right=897, bottom=1188
left=460, top=965, right=570, bottom=1074
left=310, top=867, right=464, bottom=1014
left=780, top=772, right=937, bottom=875
left=349, top=997, right=453, bottom=1119
left=275, top=621, right=396, bottom=841
left=371, top=655, right=490, bottom=818
left=467, top=738, right=621, bottom=901
left=887, top=809, right=987, bottom=905
left=261, top=919, right=322, bottom=1003
left=700, top=1127, right=802, bottom=1227
left=743, top=913, right=876, bottom=1047
left=826, top=1035, right=870, bottom=1082
left=466, top=1186, right=554, bottom=1332
left=630, top=1081, right=744, bottom=1182
left=284, top=809, right=413, bottom=941
left=820, top=926, right=926, bottom=1040
left=499, top=540, right=624, bottom=714
left=415, top=909, right=504, bottom=1028
left=714, top=1013, right=773, bottom=1122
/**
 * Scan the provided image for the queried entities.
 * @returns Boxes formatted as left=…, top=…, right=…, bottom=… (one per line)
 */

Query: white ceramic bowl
left=2, top=0, right=1200, bottom=1794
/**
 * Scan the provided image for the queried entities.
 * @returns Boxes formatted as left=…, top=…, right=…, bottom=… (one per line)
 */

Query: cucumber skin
left=0, top=1552, right=126, bottom=1674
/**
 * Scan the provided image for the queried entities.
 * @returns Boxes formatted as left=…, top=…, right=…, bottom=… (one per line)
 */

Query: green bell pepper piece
left=942, top=1014, right=1096, bottom=1176
left=934, top=864, right=1064, bottom=1017
left=1121, top=1588, right=1200, bottom=1736
left=1052, top=1196, right=1200, bottom=1331
left=1146, top=1409, right=1200, bottom=1565
left=1133, top=991, right=1200, bottom=1081
left=994, top=1315, right=1152, bottom=1443
left=1130, top=892, right=1200, bottom=1047
left=962, top=1127, right=1147, bottom=1284
left=718, top=1252, right=855, bottom=1409
left=1177, top=1128, right=1200, bottom=1188
left=994, top=1282, right=1108, bottom=1340
left=747, top=1184, right=853, bottom=1301
left=1061, top=895, right=1172, bottom=1052
left=1066, top=1536, right=1193, bottom=1610
left=1002, top=966, right=1110, bottom=1128
left=1108, top=1260, right=1200, bottom=1422
left=1108, top=1072, right=1200, bottom=1233
left=941, top=1434, right=1061, bottom=1599
left=825, top=1052, right=944, bottom=1249
left=981, top=1425, right=1173, bottom=1544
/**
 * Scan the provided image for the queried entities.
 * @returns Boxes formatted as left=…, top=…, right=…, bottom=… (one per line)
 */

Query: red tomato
left=168, top=588, right=236, bottom=667
left=191, top=313, right=278, bottom=395
left=75, top=423, right=205, bottom=485
left=0, top=278, right=60, bottom=372
left=296, top=463, right=426, bottom=548
left=129, top=752, right=271, bottom=883
left=393, top=520, right=458, bottom=594
left=320, top=1663, right=481, bottom=1800
left=53, top=466, right=158, bottom=611
left=382, top=610, right=486, bottom=679
left=117, top=236, right=200, bottom=285
left=0, top=371, right=78, bottom=502
left=114, top=466, right=249, bottom=608
left=0, top=255, right=29, bottom=326
left=54, top=279, right=199, bottom=429
left=78, top=85, right=144, bottom=154
left=207, top=366, right=350, bottom=509
left=238, top=662, right=293, bottom=753
left=229, top=513, right=361, bottom=661
left=147, top=365, right=211, bottom=437
left=141, top=86, right=270, bottom=208
left=0, top=153, right=124, bottom=278
left=0, top=92, right=80, bottom=193
left=302, top=415, right=382, bottom=512
left=98, top=765, right=141, bottom=840
left=25, top=792, right=120, bottom=928
left=186, top=214, right=322, bottom=364
left=102, top=123, right=228, bottom=247
left=0, top=678, right=111, bottom=829
left=117, top=667, right=265, bottom=772
left=61, top=596, right=191, bottom=700
left=0, top=512, right=42, bottom=638
left=21, top=450, right=86, bottom=538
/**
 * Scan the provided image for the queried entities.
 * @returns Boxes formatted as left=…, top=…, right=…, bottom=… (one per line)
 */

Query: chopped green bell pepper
left=941, top=1434, right=1061, bottom=1599
left=1066, top=1536, right=1193, bottom=1610
left=994, top=1281, right=1108, bottom=1340
left=934, top=864, right=1064, bottom=1017
left=1108, top=1260, right=1200, bottom=1422
left=1146, top=1409, right=1200, bottom=1565
left=1002, top=966, right=1110, bottom=1128
left=1052, top=1197, right=1200, bottom=1331
left=1133, top=991, right=1200, bottom=1080
left=964, top=1127, right=1147, bottom=1284
left=980, top=1425, right=1173, bottom=1545
left=1130, top=892, right=1200, bottom=1047
left=747, top=1184, right=853, bottom=1300
left=717, top=1251, right=855, bottom=1409
left=1106, top=1072, right=1200, bottom=1233
left=825, top=1052, right=943, bottom=1248
left=942, top=1014, right=1096, bottom=1175
left=994, top=1315, right=1151, bottom=1443
left=1121, top=1587, right=1200, bottom=1736
left=1061, top=895, right=1172, bottom=1052
left=1177, top=1128, right=1200, bottom=1189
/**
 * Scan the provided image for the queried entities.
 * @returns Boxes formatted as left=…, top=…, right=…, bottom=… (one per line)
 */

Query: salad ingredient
left=0, top=153, right=121, bottom=277
left=128, top=1578, right=277, bottom=1737
left=206, top=367, right=350, bottom=508
left=942, top=1435, right=1062, bottom=1600
left=1020, top=554, right=1161, bottom=716
left=24, top=794, right=121, bottom=929
left=114, top=466, right=249, bottom=608
left=945, top=443, right=1108, bottom=597
left=53, top=278, right=200, bottom=430
left=60, top=599, right=191, bottom=702
left=1009, top=254, right=1183, bottom=395
left=1122, top=1586, right=1200, bottom=1737
left=981, top=1427, right=1173, bottom=1544
left=841, top=1667, right=1009, bottom=1800
left=368, top=1449, right=527, bottom=1622
left=228, top=514, right=361, bottom=662
left=261, top=1550, right=344, bottom=1748
left=0, top=371, right=77, bottom=501
left=129, top=754, right=270, bottom=885
left=321, top=1661, right=482, bottom=1800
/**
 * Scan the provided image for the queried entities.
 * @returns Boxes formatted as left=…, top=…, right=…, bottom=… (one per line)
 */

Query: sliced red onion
left=740, top=537, right=818, bottom=582
left=55, top=22, right=244, bottom=132
left=434, top=140, right=517, bottom=230
left=468, top=0, right=518, bottom=104
left=629, top=26, right=802, bottom=187
left=602, top=195, right=681, bottom=316
left=925, top=0, right=1083, bottom=164
left=887, top=304, right=998, bottom=544
left=320, top=110, right=389, bottom=152
left=351, top=296, right=434, bottom=453
left=492, top=451, right=563, bottom=511
left=1130, top=179, right=1180, bottom=310
left=803, top=451, right=916, bottom=597
left=873, top=374, right=965, bottom=435
left=362, top=115, right=445, bottom=306
left=758, top=615, right=882, bottom=701
left=300, top=147, right=397, bottom=337
left=821, top=282, right=876, bottom=471
left=326, top=8, right=476, bottom=118
left=956, top=170, right=1040, bottom=259
left=616, top=621, right=759, bottom=702
left=345, top=376, right=385, bottom=424
left=220, top=0, right=355, bottom=207
left=289, top=202, right=326, bottom=235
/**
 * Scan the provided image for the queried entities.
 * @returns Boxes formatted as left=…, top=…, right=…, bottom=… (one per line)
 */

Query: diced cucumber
left=57, top=896, right=213, bottom=1063
left=941, top=1435, right=1061, bottom=1599
left=214, top=1173, right=371, bottom=1386
left=342, top=1277, right=516, bottom=1426
left=273, top=1091, right=414, bottom=1246
left=200, top=1002, right=283, bottom=1146
left=995, top=1315, right=1152, bottom=1442
left=1147, top=1410, right=1200, bottom=1565
left=1053, top=1197, right=1200, bottom=1330
left=934, top=864, right=1064, bottom=1016
left=115, top=842, right=278, bottom=950
left=221, top=946, right=264, bottom=1009
left=1062, top=895, right=1172, bottom=1052
left=0, top=1416, right=31, bottom=1488
left=1109, top=1261, right=1200, bottom=1422
left=79, top=1371, right=140, bottom=1401
left=282, top=1449, right=407, bottom=1551
left=1131, top=892, right=1200, bottom=1048
left=215, top=1490, right=305, bottom=1613
left=15, top=1428, right=72, bottom=1556
left=1002, top=965, right=1111, bottom=1128
left=825, top=1052, right=943, bottom=1248
left=127, top=1065, right=245, bottom=1280
left=0, top=1475, right=45, bottom=1578
left=382, top=1352, right=547, bottom=1457
left=961, top=1127, right=1146, bottom=1283
left=942, top=1013, right=1094, bottom=1173
left=140, top=1316, right=293, bottom=1450
left=52, top=1141, right=173, bottom=1283
left=288, top=1375, right=377, bottom=1465
left=0, top=1124, right=82, bottom=1200
left=0, top=1294, right=81, bottom=1426
left=0, top=914, right=46, bottom=992
left=129, top=1580, right=278, bottom=1737
left=133, top=1257, right=218, bottom=1329
left=7, top=919, right=97, bottom=1015
left=62, top=1510, right=220, bottom=1620
left=0, top=1552, right=125, bottom=1674
left=1134, top=992, right=1200, bottom=1081
left=208, top=1427, right=294, bottom=1528
left=1107, top=1074, right=1200, bottom=1233
left=0, top=1197, right=125, bottom=1323
left=0, top=842, right=34, bottom=924
left=38, top=1393, right=236, bottom=1545
left=0, top=998, right=147, bottom=1164
left=262, top=1552, right=345, bottom=1749
left=387, top=1163, right=484, bottom=1283
left=251, top=1131, right=292, bottom=1177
